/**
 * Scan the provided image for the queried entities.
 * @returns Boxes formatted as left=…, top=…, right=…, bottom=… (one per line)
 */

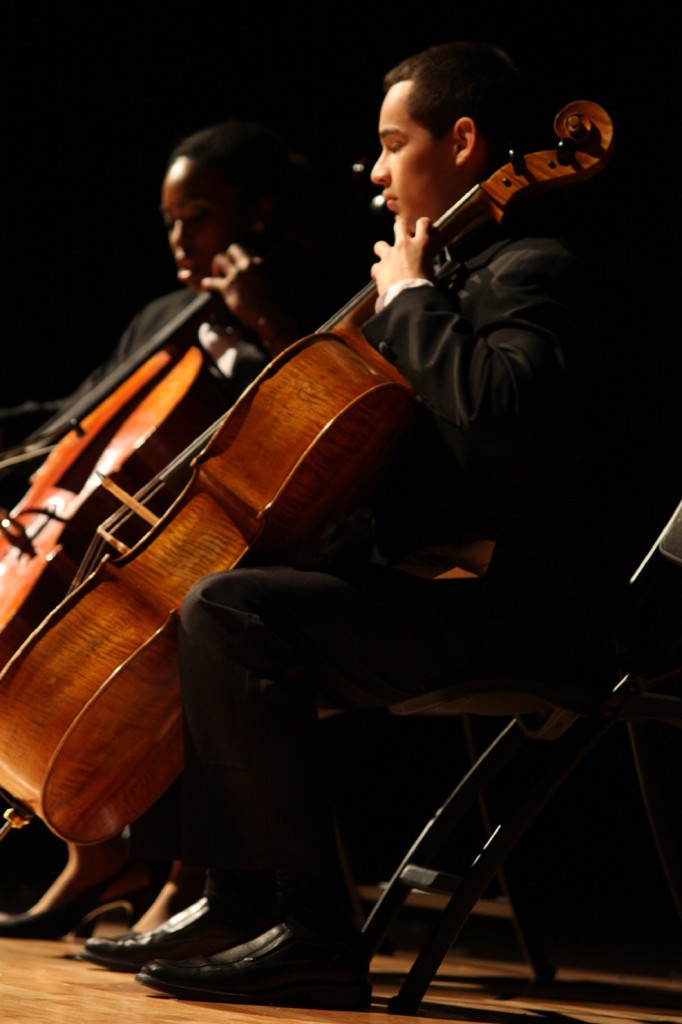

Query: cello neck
left=318, top=183, right=490, bottom=334
left=318, top=98, right=615, bottom=336
left=10, top=291, right=221, bottom=463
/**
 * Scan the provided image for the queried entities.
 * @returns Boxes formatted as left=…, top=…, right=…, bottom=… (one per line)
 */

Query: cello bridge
left=96, top=527, right=131, bottom=556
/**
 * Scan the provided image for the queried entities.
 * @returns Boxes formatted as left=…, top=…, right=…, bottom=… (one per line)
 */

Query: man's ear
left=452, top=116, right=478, bottom=165
left=452, top=115, right=492, bottom=182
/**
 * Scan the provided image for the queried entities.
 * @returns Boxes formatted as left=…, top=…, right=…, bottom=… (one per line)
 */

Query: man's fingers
left=392, top=216, right=410, bottom=241
left=413, top=216, right=434, bottom=241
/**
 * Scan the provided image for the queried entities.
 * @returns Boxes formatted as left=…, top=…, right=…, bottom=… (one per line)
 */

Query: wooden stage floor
left=1, top=929, right=680, bottom=1024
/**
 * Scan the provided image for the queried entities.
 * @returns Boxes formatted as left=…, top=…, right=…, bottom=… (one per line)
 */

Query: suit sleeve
left=362, top=240, right=581, bottom=443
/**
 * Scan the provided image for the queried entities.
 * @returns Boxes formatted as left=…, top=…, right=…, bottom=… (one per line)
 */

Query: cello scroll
left=478, top=99, right=614, bottom=218
left=334, top=99, right=615, bottom=333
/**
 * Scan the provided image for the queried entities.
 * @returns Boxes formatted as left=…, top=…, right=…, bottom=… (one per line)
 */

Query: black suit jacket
left=362, top=222, right=608, bottom=608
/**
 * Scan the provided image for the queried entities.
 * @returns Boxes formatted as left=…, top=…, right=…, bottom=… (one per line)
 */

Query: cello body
left=0, top=329, right=414, bottom=841
left=0, top=100, right=615, bottom=842
left=0, top=345, right=228, bottom=667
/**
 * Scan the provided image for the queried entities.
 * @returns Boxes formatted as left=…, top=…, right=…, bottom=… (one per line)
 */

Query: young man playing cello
left=80, top=41, right=615, bottom=1008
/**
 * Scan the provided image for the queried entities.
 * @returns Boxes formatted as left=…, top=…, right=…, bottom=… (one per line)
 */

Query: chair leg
left=362, top=718, right=525, bottom=956
left=388, top=708, right=623, bottom=1015
left=628, top=720, right=682, bottom=922
left=461, top=715, right=555, bottom=982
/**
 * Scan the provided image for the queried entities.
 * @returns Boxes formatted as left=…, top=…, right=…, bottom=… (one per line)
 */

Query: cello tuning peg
left=508, top=148, right=526, bottom=175
left=556, top=137, right=577, bottom=166
left=69, top=417, right=87, bottom=438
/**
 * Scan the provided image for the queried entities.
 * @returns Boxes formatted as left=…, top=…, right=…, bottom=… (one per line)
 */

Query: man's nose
left=370, top=155, right=389, bottom=186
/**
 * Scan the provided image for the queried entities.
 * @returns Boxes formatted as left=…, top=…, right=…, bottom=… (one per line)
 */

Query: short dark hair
left=384, top=41, right=524, bottom=165
left=168, top=119, right=309, bottom=208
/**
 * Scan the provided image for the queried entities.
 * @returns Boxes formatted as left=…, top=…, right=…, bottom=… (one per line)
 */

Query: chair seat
left=390, top=677, right=601, bottom=718
left=391, top=673, right=682, bottom=724
left=362, top=501, right=682, bottom=1014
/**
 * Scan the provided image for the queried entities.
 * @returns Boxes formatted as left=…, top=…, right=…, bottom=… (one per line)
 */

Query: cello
left=0, top=354, right=230, bottom=665
left=0, top=292, right=230, bottom=667
left=0, top=101, right=614, bottom=844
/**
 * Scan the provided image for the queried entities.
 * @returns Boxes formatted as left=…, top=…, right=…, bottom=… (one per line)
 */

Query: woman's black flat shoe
left=0, top=862, right=160, bottom=940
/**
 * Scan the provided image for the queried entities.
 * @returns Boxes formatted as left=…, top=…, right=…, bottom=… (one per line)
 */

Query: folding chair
left=362, top=499, right=682, bottom=1015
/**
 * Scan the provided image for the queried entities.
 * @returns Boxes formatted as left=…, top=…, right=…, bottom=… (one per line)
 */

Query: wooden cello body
left=0, top=101, right=615, bottom=843
left=0, top=344, right=228, bottom=669
left=0, top=328, right=413, bottom=841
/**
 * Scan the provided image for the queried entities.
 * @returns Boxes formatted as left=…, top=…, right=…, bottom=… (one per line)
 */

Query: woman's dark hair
left=168, top=118, right=309, bottom=213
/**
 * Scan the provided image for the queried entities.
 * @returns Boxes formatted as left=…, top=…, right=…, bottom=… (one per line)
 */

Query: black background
left=0, top=5, right=679, bottom=971
left=1, top=7, right=675, bottom=405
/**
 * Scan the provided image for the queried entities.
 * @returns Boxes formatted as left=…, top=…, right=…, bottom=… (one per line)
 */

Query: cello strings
left=64, top=108, right=614, bottom=597
left=65, top=192, right=482, bottom=592
left=68, top=410, right=233, bottom=590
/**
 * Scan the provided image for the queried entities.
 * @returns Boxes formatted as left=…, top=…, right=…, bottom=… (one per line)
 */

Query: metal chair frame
left=362, top=500, right=682, bottom=1015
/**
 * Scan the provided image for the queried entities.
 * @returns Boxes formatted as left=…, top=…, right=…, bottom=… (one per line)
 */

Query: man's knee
left=179, top=573, right=241, bottom=648
left=180, top=568, right=299, bottom=657
left=181, top=569, right=256, bottom=624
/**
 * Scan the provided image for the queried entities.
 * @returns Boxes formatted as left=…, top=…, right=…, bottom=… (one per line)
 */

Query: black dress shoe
left=0, top=862, right=158, bottom=940
left=77, top=897, right=267, bottom=972
left=135, top=918, right=371, bottom=1010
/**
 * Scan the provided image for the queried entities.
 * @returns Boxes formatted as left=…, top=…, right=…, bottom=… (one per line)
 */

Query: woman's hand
left=201, top=244, right=297, bottom=356
left=201, top=244, right=270, bottom=331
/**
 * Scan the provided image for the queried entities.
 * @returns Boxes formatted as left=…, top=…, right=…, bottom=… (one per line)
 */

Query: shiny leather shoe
left=135, top=919, right=372, bottom=1010
left=0, top=862, right=157, bottom=941
left=77, top=897, right=266, bottom=972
